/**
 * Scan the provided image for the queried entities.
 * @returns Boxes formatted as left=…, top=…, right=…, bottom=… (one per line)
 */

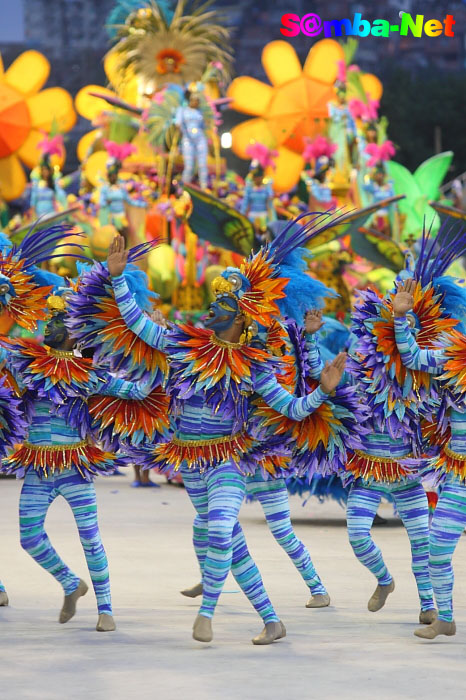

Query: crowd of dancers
left=0, top=211, right=465, bottom=646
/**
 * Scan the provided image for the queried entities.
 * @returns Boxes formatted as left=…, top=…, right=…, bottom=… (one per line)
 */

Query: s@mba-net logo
left=280, top=11, right=456, bottom=38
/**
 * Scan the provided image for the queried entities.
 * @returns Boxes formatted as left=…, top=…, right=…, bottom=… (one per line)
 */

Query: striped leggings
left=0, top=580, right=5, bottom=593
left=246, top=473, right=327, bottom=595
left=429, top=478, right=466, bottom=622
left=19, top=468, right=112, bottom=614
left=182, top=462, right=278, bottom=623
left=347, top=479, right=434, bottom=611
left=181, top=135, right=208, bottom=190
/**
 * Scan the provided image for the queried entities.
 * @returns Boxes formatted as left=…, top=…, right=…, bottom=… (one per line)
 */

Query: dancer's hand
left=107, top=235, right=129, bottom=277
left=150, top=309, right=168, bottom=329
left=320, top=352, right=347, bottom=394
left=393, top=278, right=416, bottom=317
left=305, top=309, right=323, bottom=334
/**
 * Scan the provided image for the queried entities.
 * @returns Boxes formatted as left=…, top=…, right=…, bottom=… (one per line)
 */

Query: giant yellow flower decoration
left=0, top=50, right=76, bottom=200
left=75, top=49, right=153, bottom=185
left=228, top=39, right=382, bottom=193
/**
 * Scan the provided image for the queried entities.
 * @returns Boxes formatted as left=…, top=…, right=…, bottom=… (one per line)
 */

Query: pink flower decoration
left=336, top=60, right=346, bottom=83
left=348, top=98, right=366, bottom=120
left=211, top=61, right=223, bottom=70
left=245, top=142, right=278, bottom=169
left=37, top=133, right=64, bottom=158
left=152, top=89, right=167, bottom=105
left=302, top=136, right=337, bottom=164
left=349, top=97, right=380, bottom=122
left=348, top=64, right=360, bottom=72
left=104, top=140, right=137, bottom=161
left=364, top=140, right=396, bottom=167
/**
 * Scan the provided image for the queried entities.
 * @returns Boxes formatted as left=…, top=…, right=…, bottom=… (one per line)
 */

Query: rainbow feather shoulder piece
left=347, top=284, right=453, bottom=440
left=0, top=373, right=28, bottom=456
left=66, top=250, right=167, bottom=383
left=164, top=323, right=279, bottom=424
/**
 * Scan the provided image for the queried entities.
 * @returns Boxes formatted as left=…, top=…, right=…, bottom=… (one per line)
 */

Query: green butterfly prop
left=386, top=151, right=453, bottom=237
left=351, top=226, right=406, bottom=272
left=185, top=186, right=405, bottom=260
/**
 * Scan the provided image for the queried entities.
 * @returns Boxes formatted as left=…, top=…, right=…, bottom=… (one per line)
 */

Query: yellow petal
left=27, top=88, right=76, bottom=132
left=0, top=154, right=26, bottom=201
left=227, top=77, right=274, bottom=116
left=75, top=85, right=117, bottom=121
left=0, top=53, right=4, bottom=76
left=127, top=132, right=156, bottom=165
left=77, top=129, right=103, bottom=163
left=231, top=118, right=276, bottom=159
left=104, top=51, right=139, bottom=104
left=262, top=41, right=302, bottom=87
left=16, top=129, right=44, bottom=169
left=84, top=150, right=109, bottom=188
left=303, top=39, right=344, bottom=84
left=271, top=147, right=304, bottom=194
left=4, top=50, right=50, bottom=96
left=360, top=73, right=383, bottom=101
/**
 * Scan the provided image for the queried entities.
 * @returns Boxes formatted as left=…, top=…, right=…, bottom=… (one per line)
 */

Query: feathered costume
left=111, top=1, right=232, bottom=91
left=344, top=221, right=466, bottom=619
left=393, top=221, right=466, bottom=628
left=66, top=210, right=351, bottom=635
left=0, top=229, right=159, bottom=626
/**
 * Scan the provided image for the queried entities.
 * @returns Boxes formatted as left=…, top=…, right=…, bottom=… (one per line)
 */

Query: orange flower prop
left=228, top=39, right=382, bottom=193
left=0, top=50, right=76, bottom=200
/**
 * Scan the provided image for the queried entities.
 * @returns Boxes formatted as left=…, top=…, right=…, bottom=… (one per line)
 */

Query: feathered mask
left=210, top=210, right=349, bottom=327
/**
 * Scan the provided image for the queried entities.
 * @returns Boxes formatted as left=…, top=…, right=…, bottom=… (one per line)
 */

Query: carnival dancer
left=67, top=213, right=348, bottom=645
left=175, top=90, right=209, bottom=190
left=30, top=151, right=67, bottom=218
left=181, top=252, right=359, bottom=610
left=340, top=243, right=461, bottom=624
left=363, top=162, right=396, bottom=236
left=392, top=233, right=466, bottom=639
left=99, top=141, right=147, bottom=244
left=0, top=233, right=161, bottom=632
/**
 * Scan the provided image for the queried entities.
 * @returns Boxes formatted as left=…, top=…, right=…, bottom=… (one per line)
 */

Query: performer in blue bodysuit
left=392, top=232, right=466, bottom=640
left=175, top=91, right=209, bottom=190
left=30, top=154, right=67, bottom=217
left=240, top=166, right=275, bottom=236
left=67, top=212, right=349, bottom=645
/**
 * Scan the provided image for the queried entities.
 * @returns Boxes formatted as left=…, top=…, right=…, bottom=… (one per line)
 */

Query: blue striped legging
left=347, top=479, right=434, bottom=611
left=0, top=580, right=5, bottom=593
left=429, top=477, right=466, bottom=622
left=19, top=468, right=112, bottom=615
left=246, top=473, right=327, bottom=595
left=182, top=462, right=279, bottom=623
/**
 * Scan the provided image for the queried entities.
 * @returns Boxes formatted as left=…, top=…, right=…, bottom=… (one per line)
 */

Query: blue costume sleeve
left=112, top=274, right=167, bottom=352
left=98, top=374, right=155, bottom=400
left=254, top=370, right=327, bottom=419
left=394, top=316, right=446, bottom=374
left=240, top=183, right=251, bottom=215
left=305, top=333, right=325, bottom=379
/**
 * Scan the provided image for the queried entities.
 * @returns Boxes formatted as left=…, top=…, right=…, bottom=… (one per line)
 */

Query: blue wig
left=277, top=248, right=337, bottom=326
left=0, top=231, right=13, bottom=255
left=434, top=275, right=466, bottom=334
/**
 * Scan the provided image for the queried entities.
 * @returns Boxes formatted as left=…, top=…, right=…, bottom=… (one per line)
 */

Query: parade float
left=0, top=1, right=463, bottom=323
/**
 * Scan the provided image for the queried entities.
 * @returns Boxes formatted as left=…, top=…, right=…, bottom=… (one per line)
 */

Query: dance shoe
left=414, top=619, right=456, bottom=639
left=96, top=614, right=116, bottom=632
left=419, top=609, right=438, bottom=625
left=367, top=580, right=395, bottom=612
left=181, top=582, right=203, bottom=598
left=306, top=594, right=330, bottom=608
left=59, top=579, right=88, bottom=623
left=193, top=614, right=213, bottom=642
left=252, top=621, right=286, bottom=645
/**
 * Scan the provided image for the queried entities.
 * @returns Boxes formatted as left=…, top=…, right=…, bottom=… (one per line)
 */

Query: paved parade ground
left=1, top=473, right=466, bottom=700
